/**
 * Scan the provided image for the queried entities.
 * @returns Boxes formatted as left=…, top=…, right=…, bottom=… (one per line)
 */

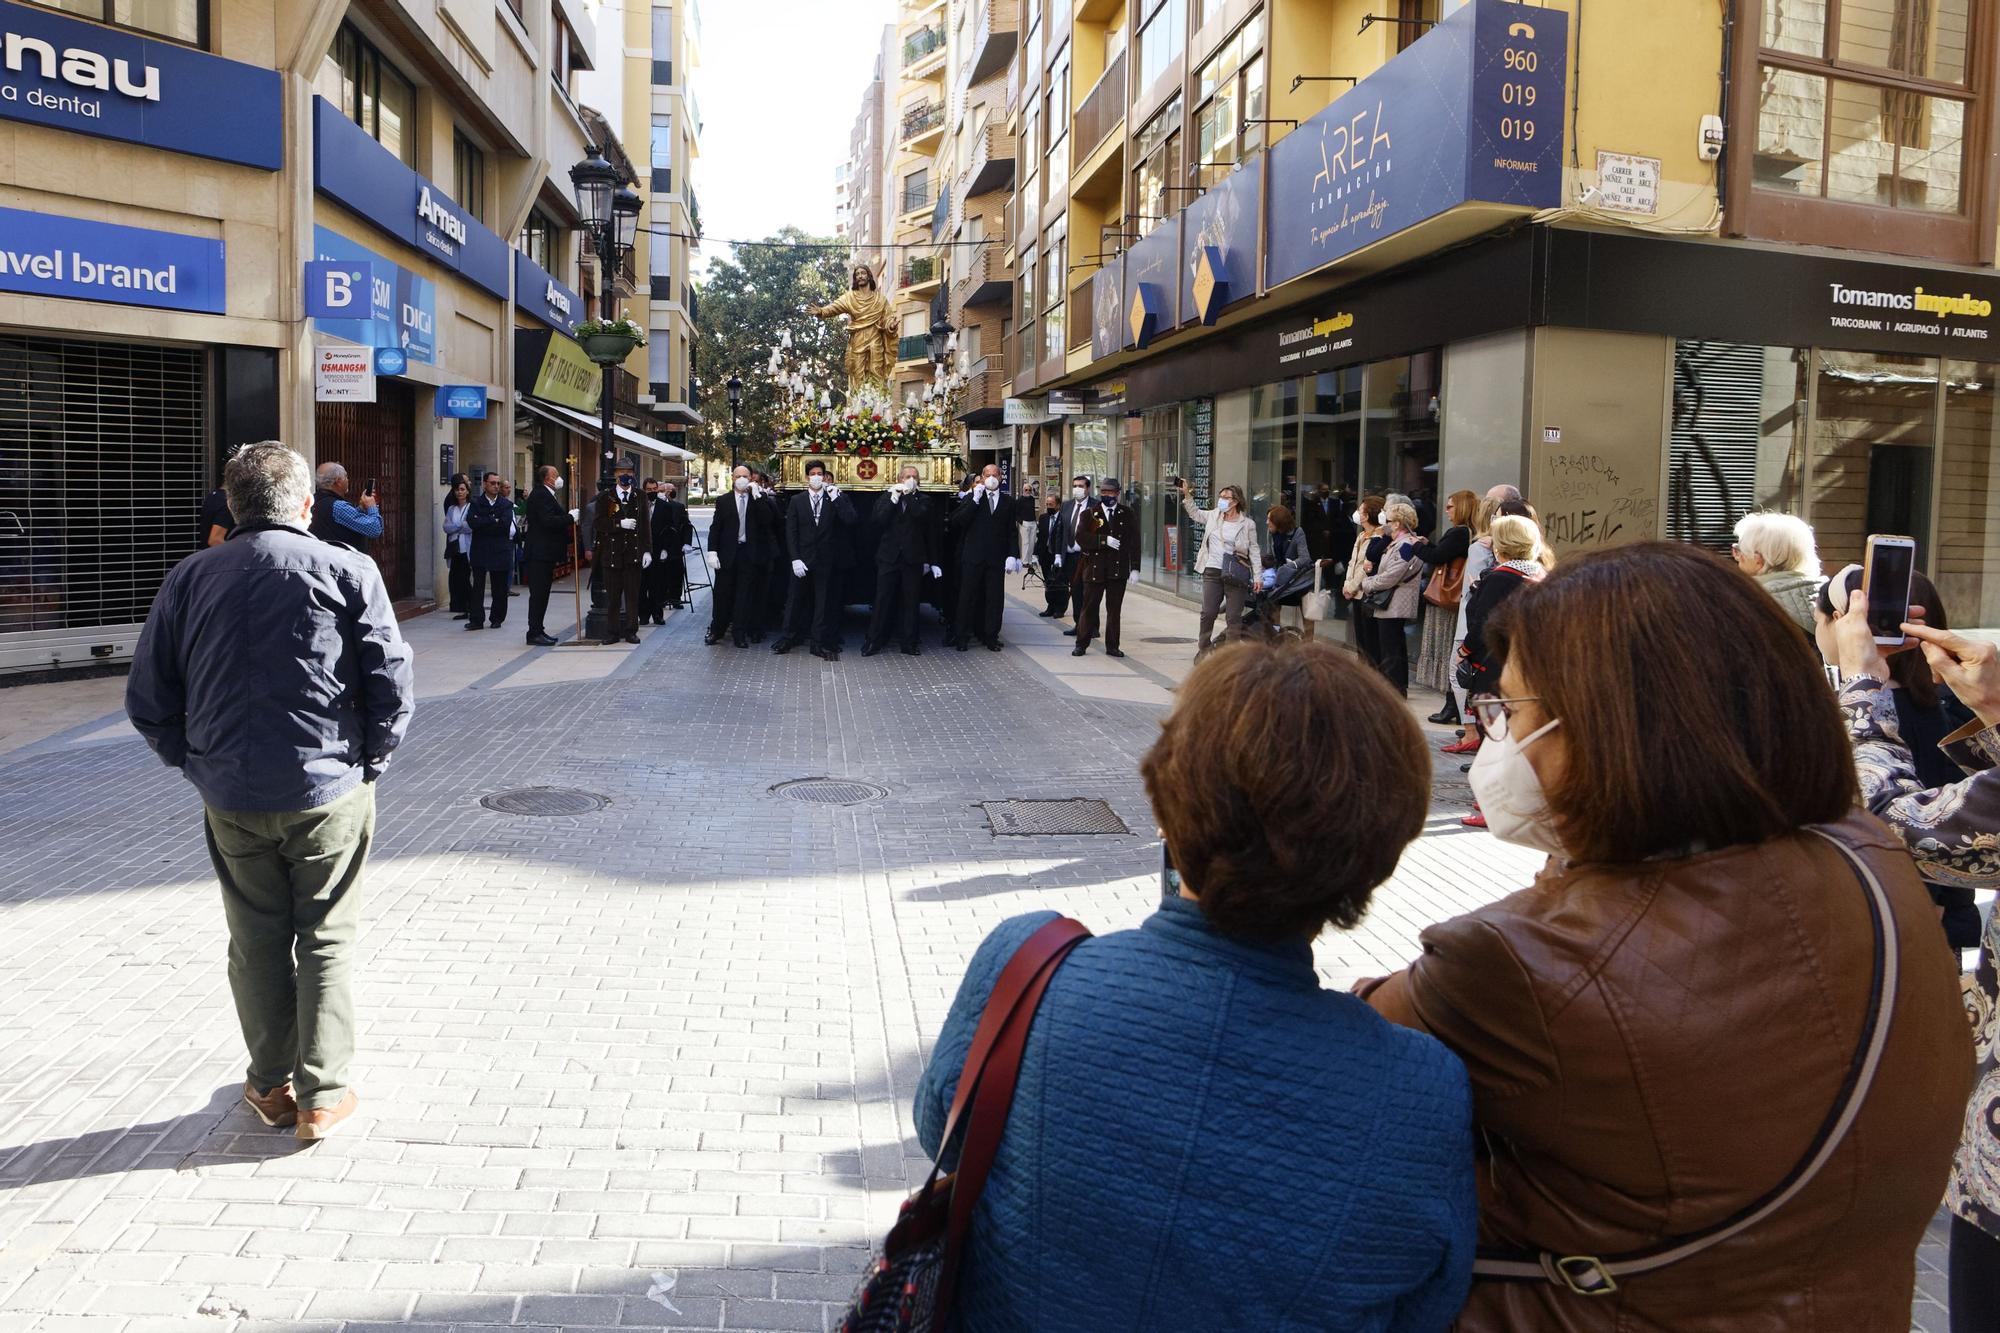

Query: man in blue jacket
left=126, top=442, right=414, bottom=1143
left=465, top=471, right=515, bottom=630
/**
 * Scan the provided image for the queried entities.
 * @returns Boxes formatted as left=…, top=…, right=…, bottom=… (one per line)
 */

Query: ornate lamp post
left=725, top=373, right=743, bottom=472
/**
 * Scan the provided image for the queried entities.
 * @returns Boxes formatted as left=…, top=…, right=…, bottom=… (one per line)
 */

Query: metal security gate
left=0, top=334, right=206, bottom=673
left=314, top=380, right=416, bottom=601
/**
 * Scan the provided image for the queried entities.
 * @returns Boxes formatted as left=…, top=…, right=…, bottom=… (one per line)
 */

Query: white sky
left=695, top=0, right=894, bottom=265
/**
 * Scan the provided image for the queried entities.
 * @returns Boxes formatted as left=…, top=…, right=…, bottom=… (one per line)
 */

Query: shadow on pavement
left=0, top=1083, right=306, bottom=1191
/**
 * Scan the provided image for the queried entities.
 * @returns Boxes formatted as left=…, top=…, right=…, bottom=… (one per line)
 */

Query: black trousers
left=641, top=553, right=684, bottom=620
left=1069, top=572, right=1087, bottom=622
left=447, top=548, right=472, bottom=613
left=709, top=559, right=764, bottom=639
left=524, top=559, right=555, bottom=637
left=1375, top=615, right=1411, bottom=696
left=468, top=566, right=508, bottom=627
left=1952, top=1214, right=2000, bottom=1333
left=955, top=564, right=1005, bottom=646
left=602, top=562, right=642, bottom=637
left=869, top=564, right=924, bottom=649
left=1078, top=577, right=1127, bottom=652
left=1038, top=558, right=1070, bottom=615
left=1353, top=609, right=1383, bottom=668
left=781, top=568, right=841, bottom=649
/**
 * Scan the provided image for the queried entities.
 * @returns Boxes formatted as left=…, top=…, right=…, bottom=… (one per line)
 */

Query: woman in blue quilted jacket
left=913, top=641, right=1477, bottom=1332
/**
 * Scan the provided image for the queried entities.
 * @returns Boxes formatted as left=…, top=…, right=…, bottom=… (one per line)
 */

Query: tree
left=691, top=229, right=849, bottom=463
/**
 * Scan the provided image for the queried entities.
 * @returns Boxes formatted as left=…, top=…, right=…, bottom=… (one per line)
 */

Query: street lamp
left=927, top=314, right=953, bottom=364
left=725, top=373, right=743, bottom=471
left=568, top=144, right=641, bottom=639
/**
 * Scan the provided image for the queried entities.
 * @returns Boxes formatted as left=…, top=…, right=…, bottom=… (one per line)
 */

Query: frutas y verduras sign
left=0, top=0, right=281, bottom=169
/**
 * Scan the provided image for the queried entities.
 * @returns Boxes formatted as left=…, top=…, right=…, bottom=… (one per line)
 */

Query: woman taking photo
left=1179, top=480, right=1262, bottom=656
left=1358, top=501, right=1426, bottom=696
left=1342, top=495, right=1388, bottom=672
left=1415, top=489, right=1477, bottom=720
left=1360, top=543, right=1972, bottom=1331
left=441, top=476, right=473, bottom=619
left=916, top=642, right=1477, bottom=1330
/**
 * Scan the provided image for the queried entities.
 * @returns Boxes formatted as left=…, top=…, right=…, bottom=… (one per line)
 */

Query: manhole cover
left=981, top=798, right=1130, bottom=836
left=479, top=787, right=608, bottom=816
left=772, top=778, right=890, bottom=806
left=1141, top=635, right=1194, bottom=645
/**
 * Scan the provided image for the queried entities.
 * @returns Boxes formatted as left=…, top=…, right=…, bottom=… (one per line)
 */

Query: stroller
left=1237, top=558, right=1327, bottom=644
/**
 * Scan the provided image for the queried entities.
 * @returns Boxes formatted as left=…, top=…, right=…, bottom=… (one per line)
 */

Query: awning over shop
left=518, top=397, right=696, bottom=461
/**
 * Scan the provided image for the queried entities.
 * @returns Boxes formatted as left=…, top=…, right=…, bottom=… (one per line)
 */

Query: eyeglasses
left=1467, top=695, right=1543, bottom=741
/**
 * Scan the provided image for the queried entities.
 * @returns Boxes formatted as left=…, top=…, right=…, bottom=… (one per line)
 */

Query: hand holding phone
left=1862, top=534, right=1916, bottom=646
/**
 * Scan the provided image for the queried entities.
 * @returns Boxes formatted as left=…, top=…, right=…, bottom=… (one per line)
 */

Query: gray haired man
left=127, top=443, right=414, bottom=1141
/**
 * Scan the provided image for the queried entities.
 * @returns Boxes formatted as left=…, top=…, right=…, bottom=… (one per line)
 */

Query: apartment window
left=1132, top=95, right=1182, bottom=236
left=1046, top=43, right=1072, bottom=200
left=453, top=132, right=487, bottom=224
left=1137, top=0, right=1186, bottom=92
left=329, top=24, right=417, bottom=166
left=652, top=6, right=674, bottom=84
left=25, top=0, right=204, bottom=45
left=962, top=325, right=984, bottom=367
left=553, top=15, right=578, bottom=95
left=1739, top=0, right=1985, bottom=260
left=1193, top=13, right=1265, bottom=186
left=901, top=168, right=931, bottom=214
left=517, top=210, right=554, bottom=271
left=1397, top=0, right=1440, bottom=51
left=1042, top=219, right=1068, bottom=363
left=1021, top=244, right=1039, bottom=322
left=651, top=113, right=673, bottom=194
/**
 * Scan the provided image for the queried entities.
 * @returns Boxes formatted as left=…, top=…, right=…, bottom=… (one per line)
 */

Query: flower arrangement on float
left=762, top=326, right=969, bottom=456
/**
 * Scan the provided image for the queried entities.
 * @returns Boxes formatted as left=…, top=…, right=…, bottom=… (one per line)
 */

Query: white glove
left=927, top=565, right=942, bottom=579
left=1053, top=555, right=1063, bottom=568
left=620, top=517, right=637, bottom=531
left=705, top=551, right=720, bottom=571
left=791, top=559, right=808, bottom=578
left=753, top=484, right=768, bottom=499
left=1005, top=557, right=1022, bottom=574
left=825, top=485, right=840, bottom=500
left=888, top=488, right=902, bottom=504
left=568, top=508, right=580, bottom=522
left=682, top=543, right=695, bottom=554
left=1106, top=536, right=1121, bottom=550
left=642, top=552, right=653, bottom=569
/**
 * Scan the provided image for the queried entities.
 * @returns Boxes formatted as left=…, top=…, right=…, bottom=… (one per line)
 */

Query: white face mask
left=1072, top=486, right=1086, bottom=501
left=1351, top=509, right=1366, bottom=526
left=808, top=475, right=825, bottom=491
left=734, top=477, right=751, bottom=493
left=1467, top=717, right=1565, bottom=856
left=1217, top=496, right=1232, bottom=512
left=903, top=477, right=918, bottom=492
left=983, top=476, right=1000, bottom=492
left=552, top=478, right=564, bottom=491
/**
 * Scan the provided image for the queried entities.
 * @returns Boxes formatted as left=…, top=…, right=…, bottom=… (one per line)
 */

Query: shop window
left=453, top=132, right=487, bottom=224
left=26, top=0, right=204, bottom=46
left=1809, top=348, right=1940, bottom=576
left=1132, top=96, right=1182, bottom=237
left=1739, top=0, right=1983, bottom=260
left=1194, top=14, right=1265, bottom=187
left=1939, top=359, right=2000, bottom=628
left=1667, top=341, right=1810, bottom=553
left=330, top=24, right=418, bottom=167
left=1137, top=0, right=1185, bottom=93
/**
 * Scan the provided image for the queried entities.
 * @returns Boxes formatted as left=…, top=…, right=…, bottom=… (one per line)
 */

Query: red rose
left=858, top=445, right=872, bottom=458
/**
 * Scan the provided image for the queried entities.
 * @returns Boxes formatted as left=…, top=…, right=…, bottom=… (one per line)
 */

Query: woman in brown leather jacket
left=1361, top=542, right=1973, bottom=1331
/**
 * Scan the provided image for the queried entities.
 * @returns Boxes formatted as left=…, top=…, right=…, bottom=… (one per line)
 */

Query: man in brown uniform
left=593, top=468, right=652, bottom=645
left=1074, top=477, right=1140, bottom=658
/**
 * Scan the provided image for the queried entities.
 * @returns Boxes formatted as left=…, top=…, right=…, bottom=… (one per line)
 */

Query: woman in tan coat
left=1360, top=542, right=1972, bottom=1331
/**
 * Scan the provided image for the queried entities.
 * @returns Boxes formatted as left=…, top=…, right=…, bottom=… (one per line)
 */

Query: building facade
left=0, top=0, right=695, bottom=674
left=999, top=0, right=2000, bottom=640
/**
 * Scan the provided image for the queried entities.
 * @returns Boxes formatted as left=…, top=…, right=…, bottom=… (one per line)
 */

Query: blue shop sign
left=0, top=1, right=281, bottom=169
left=514, top=250, right=581, bottom=336
left=373, top=346, right=407, bottom=377
left=435, top=385, right=487, bottom=419
left=1181, top=154, right=1260, bottom=326
left=1264, top=0, right=1566, bottom=289
left=312, top=97, right=509, bottom=299
left=1120, top=223, right=1179, bottom=353
left=0, top=204, right=223, bottom=312
left=311, top=226, right=437, bottom=364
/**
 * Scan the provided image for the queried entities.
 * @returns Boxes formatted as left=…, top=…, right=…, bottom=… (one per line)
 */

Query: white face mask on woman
left=1217, top=496, right=1232, bottom=512
left=1467, top=717, right=1565, bottom=856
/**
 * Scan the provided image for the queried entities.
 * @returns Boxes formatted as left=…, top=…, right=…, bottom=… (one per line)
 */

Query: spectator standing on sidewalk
left=1073, top=477, right=1139, bottom=659
left=1181, top=480, right=1262, bottom=656
left=1826, top=585, right=2000, bottom=1333
left=126, top=442, right=414, bottom=1142
left=915, top=642, right=1475, bottom=1330
left=200, top=483, right=234, bottom=548
left=1344, top=496, right=1388, bottom=671
left=520, top=466, right=575, bottom=647
left=1415, top=490, right=1477, bottom=720
left=441, top=476, right=472, bottom=619
left=1362, top=543, right=1971, bottom=1331
left=1359, top=501, right=1427, bottom=697
left=464, top=472, right=513, bottom=631
left=1447, top=514, right=1547, bottom=823
left=1032, top=493, right=1070, bottom=618
left=1732, top=511, right=1822, bottom=639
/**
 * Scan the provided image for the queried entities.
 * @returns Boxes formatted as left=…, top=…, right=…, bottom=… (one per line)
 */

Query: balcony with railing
left=956, top=360, right=1005, bottom=420
left=897, top=180, right=937, bottom=218
left=1068, top=276, right=1095, bottom=354
left=902, top=23, right=946, bottom=74
left=966, top=119, right=1016, bottom=198
left=900, top=253, right=942, bottom=295
left=956, top=249, right=1010, bottom=309
left=931, top=189, right=950, bottom=242
left=897, top=333, right=931, bottom=364
left=898, top=100, right=946, bottom=148
left=967, top=0, right=1019, bottom=83
left=1072, top=50, right=1126, bottom=170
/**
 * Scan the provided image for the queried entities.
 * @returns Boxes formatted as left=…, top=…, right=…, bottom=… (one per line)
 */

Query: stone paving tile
left=0, top=593, right=1961, bottom=1330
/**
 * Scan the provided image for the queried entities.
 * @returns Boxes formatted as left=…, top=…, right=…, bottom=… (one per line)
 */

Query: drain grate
left=981, top=798, right=1130, bottom=836
left=1141, top=635, right=1194, bottom=645
left=772, top=778, right=890, bottom=806
left=480, top=787, right=608, bottom=816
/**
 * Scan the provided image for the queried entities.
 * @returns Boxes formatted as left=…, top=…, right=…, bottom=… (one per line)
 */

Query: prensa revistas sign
left=0, top=204, right=223, bottom=312
left=0, top=0, right=282, bottom=170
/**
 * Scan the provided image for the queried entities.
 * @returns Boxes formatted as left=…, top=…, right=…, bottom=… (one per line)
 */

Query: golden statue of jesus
left=810, top=264, right=898, bottom=394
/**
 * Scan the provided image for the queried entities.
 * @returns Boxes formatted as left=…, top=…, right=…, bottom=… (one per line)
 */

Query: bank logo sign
left=0, top=203, right=223, bottom=312
left=0, top=1, right=281, bottom=169
left=1827, top=282, right=1995, bottom=341
left=311, top=226, right=437, bottom=364
left=513, top=249, right=583, bottom=335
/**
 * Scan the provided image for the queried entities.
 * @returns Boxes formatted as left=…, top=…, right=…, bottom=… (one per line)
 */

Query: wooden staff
left=568, top=451, right=582, bottom=639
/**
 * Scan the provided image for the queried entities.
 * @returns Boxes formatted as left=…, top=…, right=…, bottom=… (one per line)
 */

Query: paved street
left=0, top=574, right=1955, bottom=1332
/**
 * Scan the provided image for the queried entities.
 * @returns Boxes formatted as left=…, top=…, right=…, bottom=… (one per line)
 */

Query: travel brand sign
left=0, top=204, right=223, bottom=312
left=0, top=0, right=281, bottom=169
left=1265, top=0, right=1566, bottom=289
left=310, top=226, right=437, bottom=364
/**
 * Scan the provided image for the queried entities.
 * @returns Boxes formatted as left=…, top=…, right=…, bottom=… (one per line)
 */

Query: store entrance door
left=315, top=379, right=417, bottom=600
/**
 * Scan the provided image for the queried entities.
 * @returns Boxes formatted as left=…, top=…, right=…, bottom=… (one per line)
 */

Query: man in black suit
left=592, top=468, right=652, bottom=645
left=1073, top=477, right=1140, bottom=657
left=947, top=463, right=1021, bottom=652
left=1032, top=493, right=1069, bottom=618
left=775, top=460, right=857, bottom=660
left=864, top=464, right=941, bottom=657
left=704, top=465, right=781, bottom=648
left=1055, top=474, right=1094, bottom=636
left=521, top=466, right=576, bottom=646
left=465, top=472, right=516, bottom=630
left=644, top=480, right=695, bottom=622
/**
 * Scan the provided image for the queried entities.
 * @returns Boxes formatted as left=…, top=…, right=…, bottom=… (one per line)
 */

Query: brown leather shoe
left=294, top=1090, right=358, bottom=1142
left=242, top=1080, right=297, bottom=1127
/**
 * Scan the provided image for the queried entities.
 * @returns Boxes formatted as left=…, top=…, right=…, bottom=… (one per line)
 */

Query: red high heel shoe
left=1460, top=810, right=1488, bottom=829
left=1440, top=733, right=1482, bottom=755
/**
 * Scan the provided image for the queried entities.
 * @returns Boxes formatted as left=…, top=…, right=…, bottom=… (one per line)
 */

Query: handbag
left=840, top=918, right=1090, bottom=1332
left=1471, top=827, right=1895, bottom=1297
left=1302, top=561, right=1335, bottom=622
left=1423, top=557, right=1466, bottom=608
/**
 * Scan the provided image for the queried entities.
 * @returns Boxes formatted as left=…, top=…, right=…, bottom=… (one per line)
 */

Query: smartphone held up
left=1862, top=534, right=1916, bottom=646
